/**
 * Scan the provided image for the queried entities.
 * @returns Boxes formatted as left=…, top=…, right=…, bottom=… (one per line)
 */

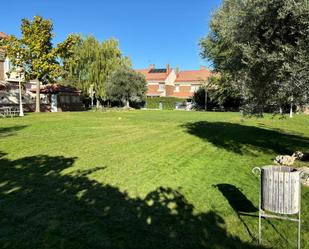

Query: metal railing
left=0, top=106, right=20, bottom=118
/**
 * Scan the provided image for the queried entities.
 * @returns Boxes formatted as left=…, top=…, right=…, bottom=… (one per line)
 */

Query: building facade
left=136, top=65, right=212, bottom=100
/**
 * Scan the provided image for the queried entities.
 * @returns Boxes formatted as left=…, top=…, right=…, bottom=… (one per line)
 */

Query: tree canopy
left=65, top=36, right=131, bottom=103
left=200, top=0, right=309, bottom=116
left=1, top=16, right=79, bottom=112
left=107, top=67, right=147, bottom=108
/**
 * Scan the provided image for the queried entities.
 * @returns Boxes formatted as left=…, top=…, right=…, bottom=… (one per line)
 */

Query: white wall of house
left=3, top=57, right=20, bottom=81
left=175, top=81, right=203, bottom=92
left=0, top=91, right=49, bottom=105
left=3, top=57, right=35, bottom=84
left=147, top=80, right=166, bottom=97
left=165, top=70, right=176, bottom=86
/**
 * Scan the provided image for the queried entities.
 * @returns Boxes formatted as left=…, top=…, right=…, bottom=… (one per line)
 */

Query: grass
left=0, top=110, right=308, bottom=249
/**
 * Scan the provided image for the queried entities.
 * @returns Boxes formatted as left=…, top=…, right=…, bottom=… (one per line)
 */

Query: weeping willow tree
left=64, top=36, right=131, bottom=105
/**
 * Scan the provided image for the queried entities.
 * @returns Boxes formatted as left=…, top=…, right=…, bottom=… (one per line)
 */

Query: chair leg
left=259, top=210, right=262, bottom=244
left=298, top=218, right=301, bottom=249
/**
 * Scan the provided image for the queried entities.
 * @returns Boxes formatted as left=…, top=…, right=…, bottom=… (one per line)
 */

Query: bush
left=146, top=97, right=184, bottom=110
left=192, top=87, right=219, bottom=111
left=192, top=86, right=241, bottom=111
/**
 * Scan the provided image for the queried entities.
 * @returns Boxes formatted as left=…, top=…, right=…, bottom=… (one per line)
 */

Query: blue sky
left=0, top=0, right=221, bottom=70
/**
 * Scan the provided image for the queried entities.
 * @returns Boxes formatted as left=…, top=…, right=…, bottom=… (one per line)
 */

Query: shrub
left=192, top=87, right=219, bottom=111
left=146, top=97, right=184, bottom=110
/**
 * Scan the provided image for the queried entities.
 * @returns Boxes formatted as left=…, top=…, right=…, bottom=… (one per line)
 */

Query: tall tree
left=0, top=16, right=79, bottom=112
left=107, top=67, right=147, bottom=108
left=200, top=0, right=309, bottom=116
left=65, top=36, right=130, bottom=105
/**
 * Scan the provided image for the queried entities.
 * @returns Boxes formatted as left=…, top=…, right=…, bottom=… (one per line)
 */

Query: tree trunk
left=91, top=95, right=94, bottom=108
left=35, top=80, right=40, bottom=112
left=290, top=103, right=293, bottom=118
left=126, top=100, right=130, bottom=108
left=204, top=89, right=207, bottom=111
left=279, top=107, right=283, bottom=115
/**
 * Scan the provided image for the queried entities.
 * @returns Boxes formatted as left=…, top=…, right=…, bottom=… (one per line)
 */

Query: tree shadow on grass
left=213, top=184, right=258, bottom=240
left=0, top=152, right=266, bottom=249
left=213, top=184, right=293, bottom=246
left=213, top=184, right=258, bottom=213
left=182, top=121, right=309, bottom=155
left=0, top=125, right=27, bottom=138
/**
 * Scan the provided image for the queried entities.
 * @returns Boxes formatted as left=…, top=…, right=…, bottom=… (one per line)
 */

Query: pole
left=290, top=102, right=293, bottom=118
left=258, top=172, right=262, bottom=244
left=290, top=96, right=293, bottom=118
left=298, top=175, right=301, bottom=249
left=252, top=167, right=262, bottom=245
left=18, top=73, right=24, bottom=117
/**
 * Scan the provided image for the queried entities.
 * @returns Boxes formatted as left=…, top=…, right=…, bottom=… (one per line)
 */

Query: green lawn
left=0, top=111, right=308, bottom=249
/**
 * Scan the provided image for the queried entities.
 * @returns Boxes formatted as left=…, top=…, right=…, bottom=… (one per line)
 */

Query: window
left=60, top=96, right=66, bottom=103
left=60, top=95, right=70, bottom=104
left=4, top=58, right=12, bottom=74
left=175, top=84, right=180, bottom=92
left=159, top=83, right=165, bottom=92
left=72, top=96, right=80, bottom=104
left=191, top=85, right=201, bottom=92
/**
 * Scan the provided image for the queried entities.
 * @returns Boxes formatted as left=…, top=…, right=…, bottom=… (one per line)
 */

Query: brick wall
left=165, top=85, right=174, bottom=96
left=147, top=84, right=160, bottom=96
left=173, top=85, right=192, bottom=99
left=147, top=83, right=197, bottom=99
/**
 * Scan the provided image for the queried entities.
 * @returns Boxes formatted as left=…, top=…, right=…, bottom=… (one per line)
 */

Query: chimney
left=166, top=64, right=170, bottom=73
left=149, top=64, right=155, bottom=70
left=175, top=66, right=180, bottom=76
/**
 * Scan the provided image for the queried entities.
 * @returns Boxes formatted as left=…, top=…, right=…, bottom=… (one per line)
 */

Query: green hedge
left=146, top=97, right=184, bottom=110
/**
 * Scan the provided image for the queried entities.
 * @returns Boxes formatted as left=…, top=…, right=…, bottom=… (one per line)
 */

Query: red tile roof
left=31, top=84, right=81, bottom=94
left=136, top=67, right=172, bottom=81
left=0, top=32, right=8, bottom=39
left=175, top=68, right=212, bottom=82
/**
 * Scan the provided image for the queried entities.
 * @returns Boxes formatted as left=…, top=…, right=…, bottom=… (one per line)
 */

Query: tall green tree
left=207, top=75, right=242, bottom=107
left=65, top=36, right=130, bottom=105
left=1, top=16, right=79, bottom=112
left=200, top=0, right=309, bottom=116
left=107, top=67, right=147, bottom=108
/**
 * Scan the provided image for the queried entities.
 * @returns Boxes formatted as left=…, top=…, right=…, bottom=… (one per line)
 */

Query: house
left=136, top=65, right=177, bottom=97
left=30, top=84, right=83, bottom=112
left=0, top=32, right=9, bottom=82
left=173, top=66, right=212, bottom=99
left=1, top=32, right=34, bottom=88
left=136, top=65, right=212, bottom=100
left=0, top=31, right=38, bottom=110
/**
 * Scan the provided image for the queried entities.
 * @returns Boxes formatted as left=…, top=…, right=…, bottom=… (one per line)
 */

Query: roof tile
left=0, top=32, right=8, bottom=39
left=175, top=68, right=212, bottom=82
left=136, top=67, right=172, bottom=81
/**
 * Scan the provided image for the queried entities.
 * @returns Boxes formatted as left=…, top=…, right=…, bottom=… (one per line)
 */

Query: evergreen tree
left=107, top=67, right=147, bottom=108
